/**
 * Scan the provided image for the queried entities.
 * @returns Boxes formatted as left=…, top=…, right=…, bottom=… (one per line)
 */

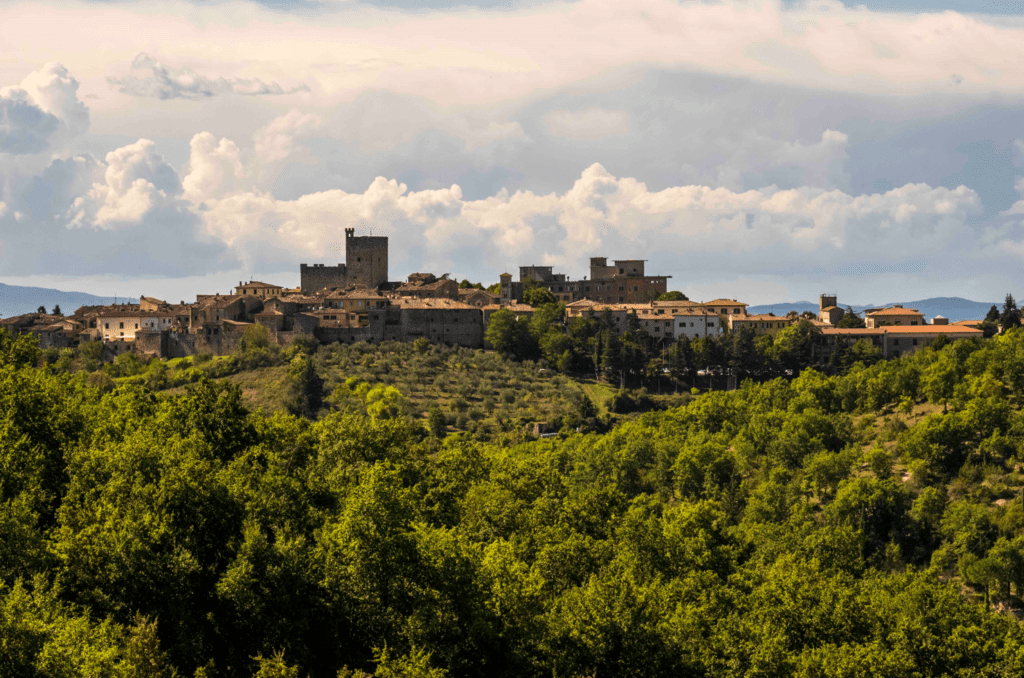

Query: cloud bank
left=109, top=53, right=310, bottom=100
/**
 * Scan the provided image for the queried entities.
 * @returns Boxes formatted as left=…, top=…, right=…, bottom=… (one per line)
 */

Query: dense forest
left=6, top=326, right=1024, bottom=676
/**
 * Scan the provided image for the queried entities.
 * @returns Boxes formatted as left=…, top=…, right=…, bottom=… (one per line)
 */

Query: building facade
left=300, top=228, right=389, bottom=293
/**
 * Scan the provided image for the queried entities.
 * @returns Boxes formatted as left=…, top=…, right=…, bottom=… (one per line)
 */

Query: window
left=893, top=338, right=900, bottom=346
left=134, top=324, right=138, bottom=329
left=105, top=323, right=109, bottom=329
left=619, top=268, right=624, bottom=274
left=913, top=339, right=919, bottom=346
left=911, top=321, right=918, bottom=326
left=618, top=286, right=625, bottom=291
left=619, top=296, right=624, bottom=302
left=634, top=286, right=639, bottom=291
left=119, top=322, right=124, bottom=329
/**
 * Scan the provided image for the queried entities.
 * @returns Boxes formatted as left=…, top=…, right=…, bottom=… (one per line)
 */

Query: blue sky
left=2, top=0, right=1024, bottom=305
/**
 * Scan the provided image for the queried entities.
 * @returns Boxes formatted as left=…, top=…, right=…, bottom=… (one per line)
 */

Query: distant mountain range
left=0, top=283, right=138, bottom=319
left=747, top=297, right=998, bottom=323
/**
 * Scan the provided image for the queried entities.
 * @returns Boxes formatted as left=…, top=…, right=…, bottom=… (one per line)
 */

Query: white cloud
left=184, top=159, right=979, bottom=277
left=109, top=53, right=310, bottom=100
left=182, top=132, right=249, bottom=203
left=0, top=86, right=59, bottom=155
left=18, top=62, right=89, bottom=137
left=67, top=139, right=184, bottom=229
left=253, top=109, right=321, bottom=163
left=544, top=108, right=630, bottom=140
left=0, top=63, right=88, bottom=155
left=715, top=129, right=850, bottom=191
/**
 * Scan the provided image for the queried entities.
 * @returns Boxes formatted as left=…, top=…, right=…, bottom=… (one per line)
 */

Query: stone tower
left=819, top=293, right=837, bottom=316
left=344, top=227, right=389, bottom=288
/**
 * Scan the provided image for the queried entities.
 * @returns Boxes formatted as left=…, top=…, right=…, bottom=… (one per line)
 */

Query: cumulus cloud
left=109, top=53, right=310, bottom=100
left=18, top=63, right=89, bottom=137
left=544, top=108, right=630, bottom=140
left=0, top=87, right=60, bottom=155
left=67, top=139, right=185, bottom=229
left=253, top=109, right=321, bottom=163
left=0, top=63, right=88, bottom=155
left=183, top=160, right=979, bottom=277
left=715, top=129, right=850, bottom=191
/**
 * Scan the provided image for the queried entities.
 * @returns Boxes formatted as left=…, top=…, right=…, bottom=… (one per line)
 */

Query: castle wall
left=300, top=263, right=348, bottom=294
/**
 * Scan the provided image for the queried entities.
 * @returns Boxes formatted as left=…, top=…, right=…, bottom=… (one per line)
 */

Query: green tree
left=285, top=354, right=324, bottom=418
left=52, top=304, right=62, bottom=316
left=484, top=308, right=535, bottom=360
left=522, top=284, right=556, bottom=307
left=835, top=308, right=865, bottom=328
left=985, top=304, right=1000, bottom=322
left=427, top=406, right=447, bottom=438
left=1000, top=293, right=1020, bottom=333
left=656, top=291, right=688, bottom=301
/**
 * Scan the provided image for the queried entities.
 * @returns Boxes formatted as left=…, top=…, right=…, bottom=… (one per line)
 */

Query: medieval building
left=300, top=228, right=389, bottom=293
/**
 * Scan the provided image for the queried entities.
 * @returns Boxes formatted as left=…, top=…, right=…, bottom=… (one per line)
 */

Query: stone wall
left=300, top=263, right=348, bottom=294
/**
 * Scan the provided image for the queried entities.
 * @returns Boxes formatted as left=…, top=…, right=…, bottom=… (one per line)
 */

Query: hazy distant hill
left=0, top=283, right=138, bottom=318
left=746, top=297, right=997, bottom=323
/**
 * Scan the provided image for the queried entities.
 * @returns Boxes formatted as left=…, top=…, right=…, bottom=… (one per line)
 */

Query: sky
left=2, top=0, right=1024, bottom=305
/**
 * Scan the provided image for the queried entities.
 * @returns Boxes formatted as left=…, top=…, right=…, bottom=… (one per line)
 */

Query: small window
left=105, top=323, right=109, bottom=329
left=619, top=296, right=624, bottom=302
left=913, top=339, right=919, bottom=346
left=119, top=322, right=124, bottom=329
left=134, top=324, right=138, bottom=329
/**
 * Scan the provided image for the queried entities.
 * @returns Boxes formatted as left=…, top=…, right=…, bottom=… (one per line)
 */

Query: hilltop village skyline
left=1, top=228, right=996, bottom=364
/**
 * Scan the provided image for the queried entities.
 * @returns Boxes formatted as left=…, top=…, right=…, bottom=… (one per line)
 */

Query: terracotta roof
left=237, top=280, right=283, bottom=289
left=881, top=325, right=983, bottom=334
left=733, top=314, right=789, bottom=322
left=953, top=319, right=983, bottom=326
left=823, top=326, right=982, bottom=335
left=703, top=299, right=747, bottom=306
left=482, top=303, right=534, bottom=312
left=96, top=310, right=174, bottom=319
left=326, top=287, right=384, bottom=300
left=867, top=307, right=923, bottom=316
left=398, top=299, right=477, bottom=310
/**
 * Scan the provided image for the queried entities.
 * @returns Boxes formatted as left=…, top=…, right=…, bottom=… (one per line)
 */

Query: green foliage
left=655, top=291, right=688, bottom=301
left=6, top=332, right=1024, bottom=676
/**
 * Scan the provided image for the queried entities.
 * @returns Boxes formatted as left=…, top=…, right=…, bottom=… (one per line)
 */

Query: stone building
left=459, top=288, right=500, bottom=307
left=823, top=323, right=982, bottom=358
left=500, top=257, right=671, bottom=305
left=396, top=274, right=460, bottom=300
left=728, top=313, right=795, bottom=337
left=377, top=299, right=485, bottom=347
left=673, top=311, right=719, bottom=341
left=95, top=310, right=175, bottom=341
left=300, top=228, right=389, bottom=293
left=865, top=306, right=925, bottom=328
left=235, top=280, right=285, bottom=299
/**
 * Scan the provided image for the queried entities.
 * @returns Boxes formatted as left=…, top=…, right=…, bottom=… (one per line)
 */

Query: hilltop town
left=1, top=229, right=987, bottom=360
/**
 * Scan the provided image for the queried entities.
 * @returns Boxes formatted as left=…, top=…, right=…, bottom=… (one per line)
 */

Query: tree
left=523, top=285, right=556, bottom=307
left=656, top=291, right=688, bottom=301
left=484, top=308, right=534, bottom=360
left=1000, top=293, right=1020, bottom=333
left=835, top=308, right=865, bottom=328
left=51, top=304, right=62, bottom=316
left=285, top=354, right=324, bottom=418
left=427, top=406, right=447, bottom=438
left=36, top=305, right=46, bottom=314
left=985, top=304, right=1000, bottom=322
